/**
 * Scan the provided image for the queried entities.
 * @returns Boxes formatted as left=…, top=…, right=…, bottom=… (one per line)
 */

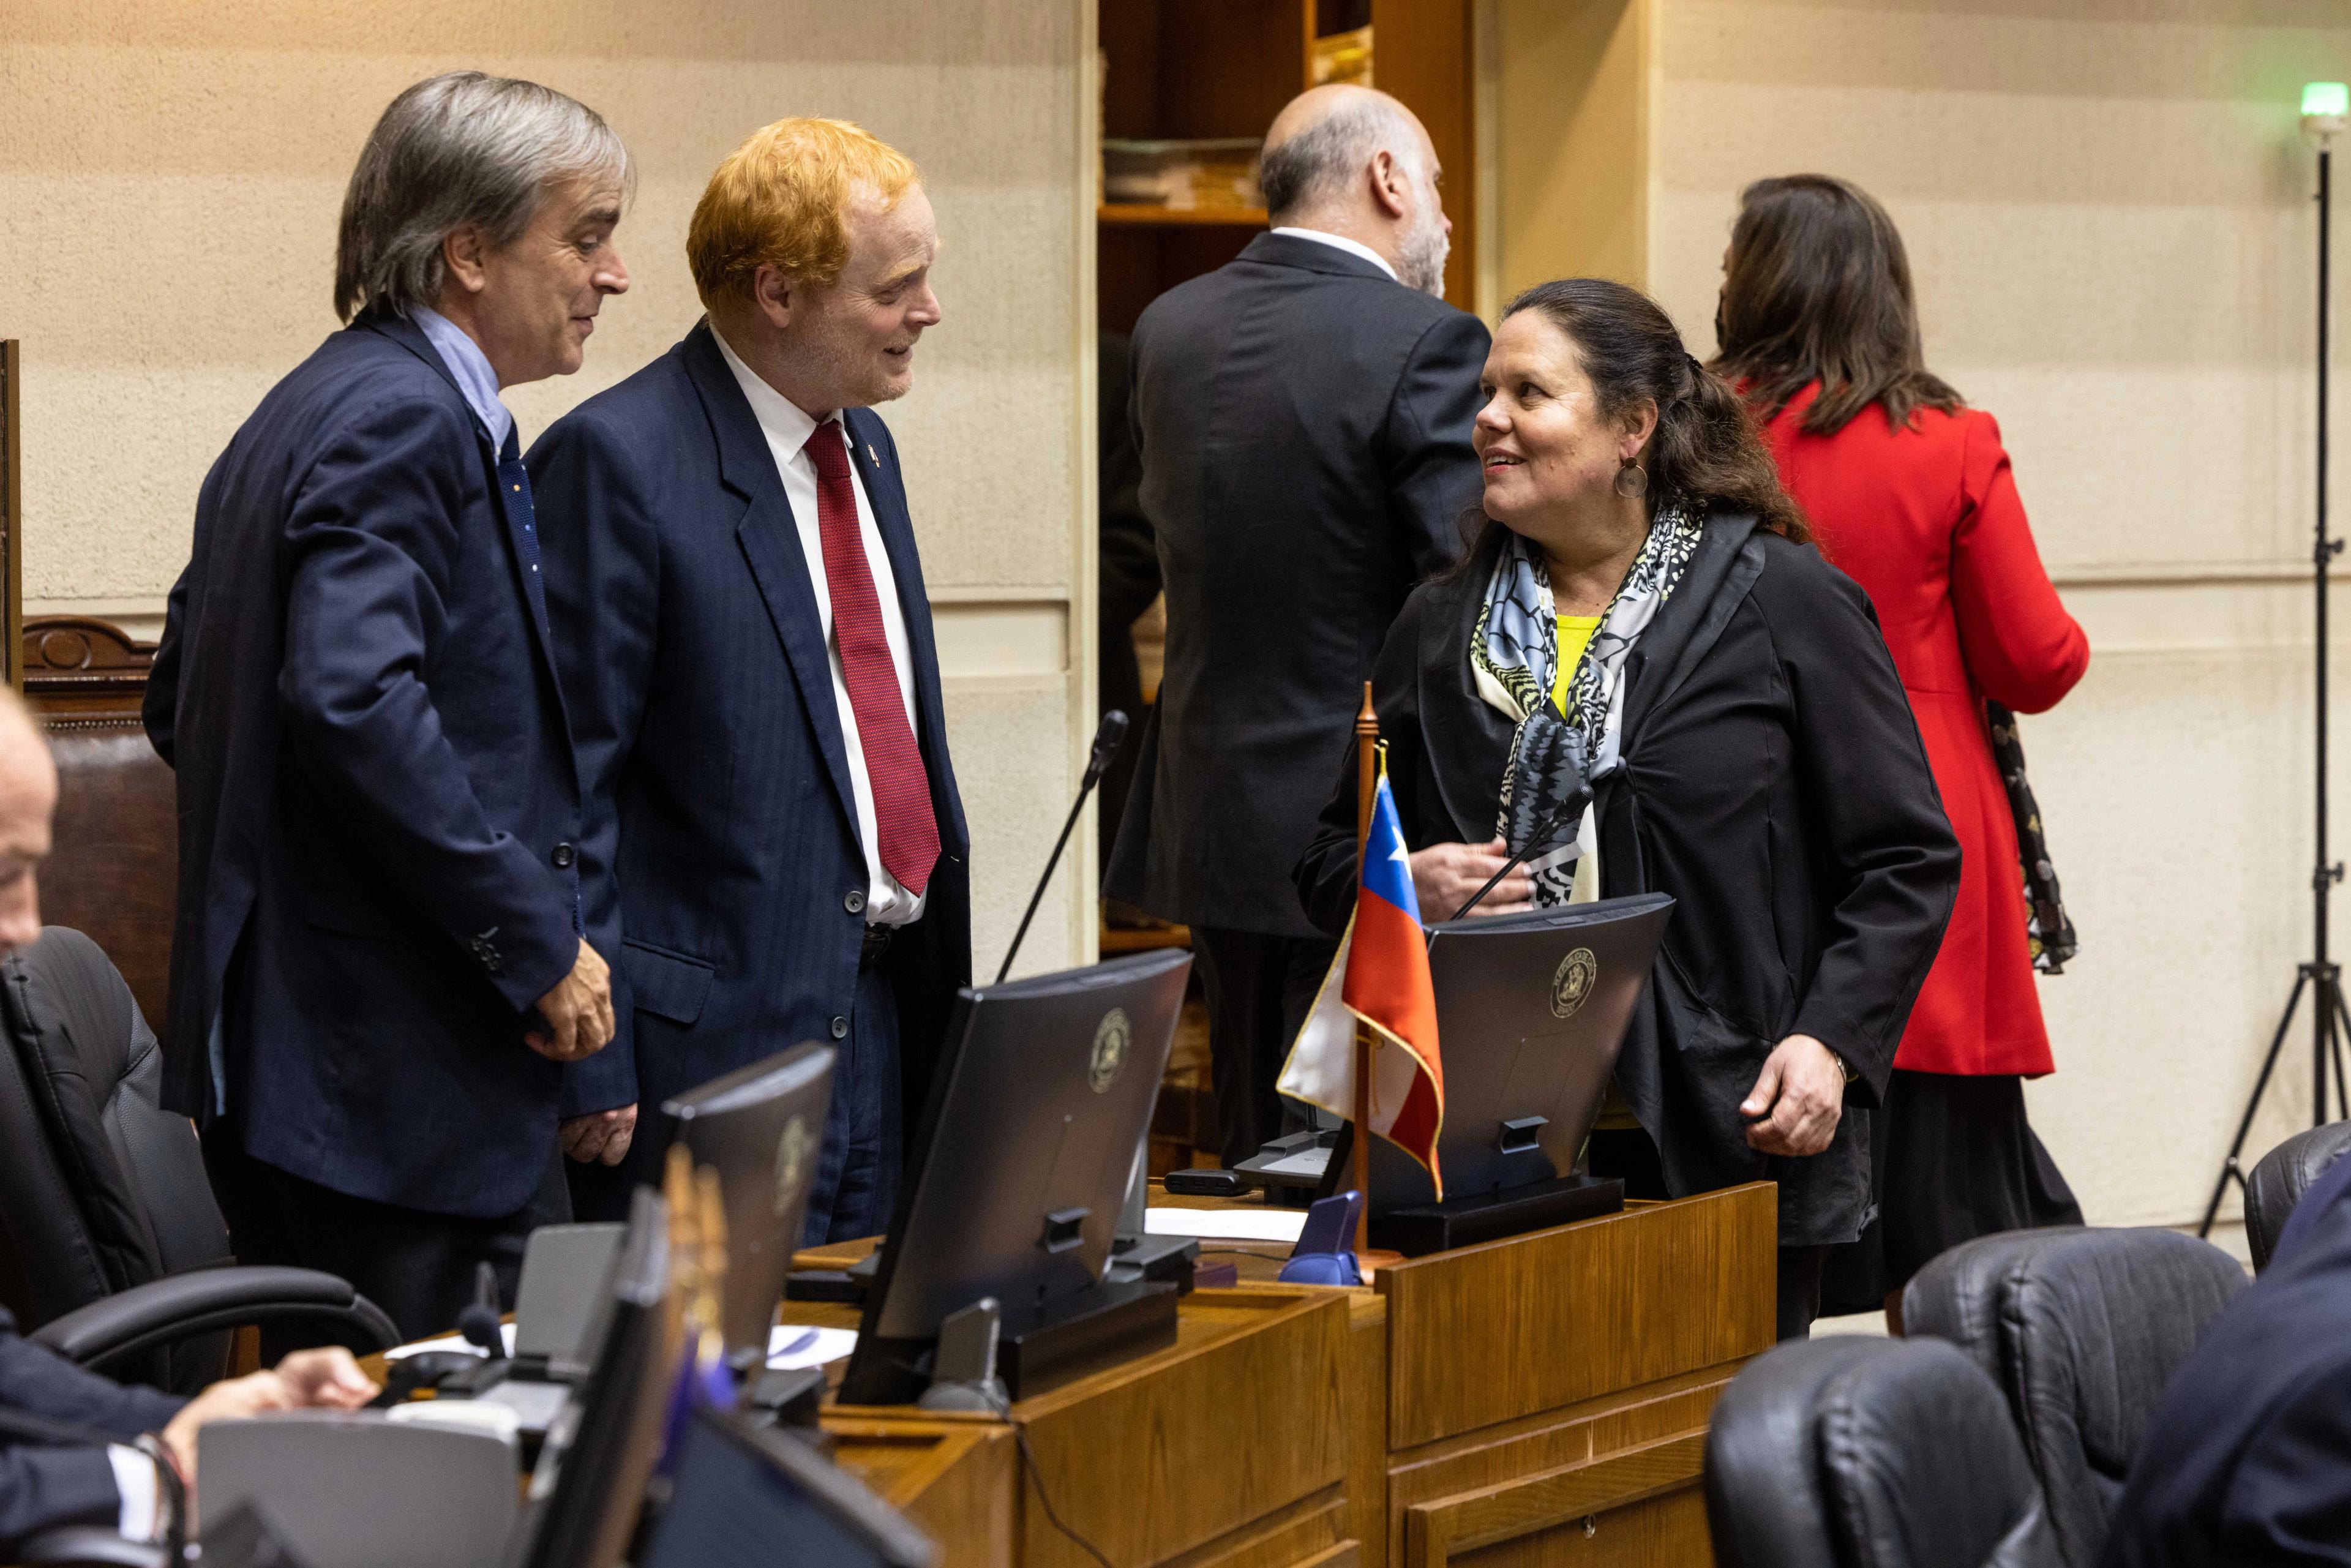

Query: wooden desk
left=359, top=1185, right=1768, bottom=1568
left=789, top=1267, right=1362, bottom=1568
left=1146, top=1183, right=1777, bottom=1568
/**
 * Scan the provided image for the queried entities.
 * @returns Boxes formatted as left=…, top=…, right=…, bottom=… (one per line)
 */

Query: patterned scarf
left=1469, top=500, right=1706, bottom=906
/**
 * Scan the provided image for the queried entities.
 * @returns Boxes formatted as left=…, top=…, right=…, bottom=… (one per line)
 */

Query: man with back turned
left=143, top=73, right=627, bottom=1340
left=1106, top=85, right=1488, bottom=1169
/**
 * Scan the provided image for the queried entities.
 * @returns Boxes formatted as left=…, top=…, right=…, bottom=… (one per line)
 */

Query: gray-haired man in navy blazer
left=144, top=73, right=629, bottom=1341
left=531, top=118, right=970, bottom=1243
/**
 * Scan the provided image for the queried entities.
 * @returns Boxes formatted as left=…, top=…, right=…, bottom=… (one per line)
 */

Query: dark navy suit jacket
left=0, top=1310, right=185, bottom=1553
left=526, top=321, right=970, bottom=1153
left=144, top=307, right=585, bottom=1218
left=2102, top=1151, right=2351, bottom=1566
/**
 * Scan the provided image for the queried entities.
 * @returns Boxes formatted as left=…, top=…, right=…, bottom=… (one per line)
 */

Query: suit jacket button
left=551, top=842, right=577, bottom=869
left=830, top=1016, right=849, bottom=1040
left=844, top=890, right=866, bottom=915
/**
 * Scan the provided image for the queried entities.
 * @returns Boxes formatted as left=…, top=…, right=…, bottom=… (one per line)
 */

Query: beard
left=1397, top=187, right=1451, bottom=297
left=1392, top=177, right=1448, bottom=297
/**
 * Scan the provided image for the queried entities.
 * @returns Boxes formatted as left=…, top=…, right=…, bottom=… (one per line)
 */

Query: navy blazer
left=526, top=321, right=971, bottom=1147
left=144, top=307, right=586, bottom=1218
left=2103, top=1152, right=2351, bottom=1566
left=0, top=1310, right=185, bottom=1553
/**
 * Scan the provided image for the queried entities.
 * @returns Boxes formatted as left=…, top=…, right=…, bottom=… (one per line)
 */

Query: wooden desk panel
left=828, top=1417, right=1017, bottom=1568
left=1376, top=1186, right=1775, bottom=1451
left=1000, top=1289, right=1351, bottom=1568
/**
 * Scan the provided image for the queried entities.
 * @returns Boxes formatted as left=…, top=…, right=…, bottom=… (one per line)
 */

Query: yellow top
left=1552, top=611, right=1638, bottom=1130
left=1551, top=613, right=1603, bottom=714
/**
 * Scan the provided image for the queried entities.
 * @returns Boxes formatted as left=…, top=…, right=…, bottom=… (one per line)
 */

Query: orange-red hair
left=686, top=118, right=920, bottom=307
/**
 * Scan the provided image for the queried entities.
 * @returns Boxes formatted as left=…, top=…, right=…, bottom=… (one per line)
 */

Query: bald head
left=1259, top=86, right=1450, bottom=296
left=0, top=688, right=55, bottom=959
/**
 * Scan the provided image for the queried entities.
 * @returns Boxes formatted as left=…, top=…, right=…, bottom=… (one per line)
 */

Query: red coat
left=1759, top=386, right=2088, bottom=1077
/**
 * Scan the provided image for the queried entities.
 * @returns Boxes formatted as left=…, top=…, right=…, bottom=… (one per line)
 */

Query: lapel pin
left=867, top=443, right=879, bottom=465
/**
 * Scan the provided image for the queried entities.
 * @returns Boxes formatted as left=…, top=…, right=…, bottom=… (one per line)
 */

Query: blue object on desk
left=1278, top=1192, right=1364, bottom=1286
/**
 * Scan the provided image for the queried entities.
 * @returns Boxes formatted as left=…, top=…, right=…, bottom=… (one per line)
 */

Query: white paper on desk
left=1144, top=1208, right=1306, bottom=1244
left=383, top=1323, right=517, bottom=1360
left=767, top=1325, right=859, bottom=1370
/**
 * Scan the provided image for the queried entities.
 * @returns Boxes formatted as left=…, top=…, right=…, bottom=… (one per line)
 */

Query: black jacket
left=0, top=1310, right=184, bottom=1553
left=1294, top=517, right=1960, bottom=1246
left=1106, top=232, right=1488, bottom=937
left=144, top=308, right=586, bottom=1217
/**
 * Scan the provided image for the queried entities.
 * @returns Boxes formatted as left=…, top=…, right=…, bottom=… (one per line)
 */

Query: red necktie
left=805, top=419, right=939, bottom=897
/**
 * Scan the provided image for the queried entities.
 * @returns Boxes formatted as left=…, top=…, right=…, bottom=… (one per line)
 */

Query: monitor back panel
left=868, top=950, right=1190, bottom=1341
left=664, top=1043, right=837, bottom=1362
left=1371, top=894, right=1671, bottom=1209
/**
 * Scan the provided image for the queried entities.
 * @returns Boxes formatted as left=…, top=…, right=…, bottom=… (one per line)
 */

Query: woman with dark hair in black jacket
left=1293, top=279, right=1960, bottom=1339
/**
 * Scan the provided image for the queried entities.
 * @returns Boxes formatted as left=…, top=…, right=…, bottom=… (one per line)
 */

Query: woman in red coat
left=1714, top=174, right=2090, bottom=1323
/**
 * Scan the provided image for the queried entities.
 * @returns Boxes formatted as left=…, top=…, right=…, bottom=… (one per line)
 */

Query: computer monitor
left=661, top=1042, right=837, bottom=1369
left=838, top=948, right=1191, bottom=1406
left=1368, top=893, right=1674, bottom=1212
left=639, top=1409, right=936, bottom=1568
left=508, top=1185, right=678, bottom=1568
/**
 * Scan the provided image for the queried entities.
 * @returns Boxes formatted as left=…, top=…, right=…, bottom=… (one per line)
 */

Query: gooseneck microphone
left=457, top=1261, right=505, bottom=1357
left=1445, top=797, right=1583, bottom=923
left=995, top=710, right=1130, bottom=985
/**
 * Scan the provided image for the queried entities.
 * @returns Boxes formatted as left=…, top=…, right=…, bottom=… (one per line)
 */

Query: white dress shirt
left=713, top=326, right=926, bottom=926
left=108, top=1445, right=161, bottom=1542
left=1269, top=226, right=1400, bottom=282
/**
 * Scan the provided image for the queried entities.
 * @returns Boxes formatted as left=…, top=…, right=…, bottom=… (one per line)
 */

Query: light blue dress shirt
left=410, top=304, right=514, bottom=448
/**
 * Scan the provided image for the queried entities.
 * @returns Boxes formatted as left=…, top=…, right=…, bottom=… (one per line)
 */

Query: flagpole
left=1352, top=680, right=1378, bottom=1258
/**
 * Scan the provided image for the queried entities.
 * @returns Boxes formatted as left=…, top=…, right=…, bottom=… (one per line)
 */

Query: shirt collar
left=1267, top=226, right=1399, bottom=282
left=408, top=306, right=514, bottom=450
left=711, top=322, right=839, bottom=457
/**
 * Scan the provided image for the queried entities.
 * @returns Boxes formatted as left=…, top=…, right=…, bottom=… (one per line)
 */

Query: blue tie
left=497, top=427, right=553, bottom=633
left=495, top=427, right=581, bottom=937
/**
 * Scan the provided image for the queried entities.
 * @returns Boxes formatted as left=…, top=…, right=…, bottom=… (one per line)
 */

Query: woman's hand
left=1741, top=1034, right=1848, bottom=1157
left=1409, top=839, right=1532, bottom=921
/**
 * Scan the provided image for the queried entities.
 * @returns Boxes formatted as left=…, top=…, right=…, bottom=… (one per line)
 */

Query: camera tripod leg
left=2200, top=968, right=2312, bottom=1237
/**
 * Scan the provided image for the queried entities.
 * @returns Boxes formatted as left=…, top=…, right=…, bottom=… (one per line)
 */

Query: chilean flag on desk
left=1277, top=769, right=1447, bottom=1195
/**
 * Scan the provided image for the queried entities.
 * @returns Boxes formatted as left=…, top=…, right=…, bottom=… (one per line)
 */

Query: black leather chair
left=2245, top=1120, right=2351, bottom=1272
left=1704, top=1335, right=2060, bottom=1567
left=0, top=927, right=396, bottom=1392
left=1902, top=1228, right=2246, bottom=1568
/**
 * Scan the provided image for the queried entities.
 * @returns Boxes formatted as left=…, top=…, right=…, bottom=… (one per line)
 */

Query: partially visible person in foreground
left=0, top=688, right=378, bottom=1553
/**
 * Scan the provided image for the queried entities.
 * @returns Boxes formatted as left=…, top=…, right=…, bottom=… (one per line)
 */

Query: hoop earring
left=1613, top=462, right=1648, bottom=500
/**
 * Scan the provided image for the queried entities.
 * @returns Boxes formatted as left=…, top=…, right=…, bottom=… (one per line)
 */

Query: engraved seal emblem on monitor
left=1551, top=948, right=1598, bottom=1019
left=773, top=1113, right=814, bottom=1217
left=1090, top=1007, right=1132, bottom=1094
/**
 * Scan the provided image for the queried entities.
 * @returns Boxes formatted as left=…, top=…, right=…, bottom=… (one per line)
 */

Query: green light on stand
left=2305, top=81, right=2350, bottom=119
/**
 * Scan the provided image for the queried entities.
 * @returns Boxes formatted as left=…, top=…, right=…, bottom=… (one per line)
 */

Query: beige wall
left=0, top=0, right=1098, bottom=977
left=1494, top=0, right=2351, bottom=1228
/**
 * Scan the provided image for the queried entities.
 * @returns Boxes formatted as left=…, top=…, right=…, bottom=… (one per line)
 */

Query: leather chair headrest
left=2246, top=1120, right=2351, bottom=1272
left=1708, top=1335, right=2059, bottom=1568
left=1904, top=1228, right=2246, bottom=1568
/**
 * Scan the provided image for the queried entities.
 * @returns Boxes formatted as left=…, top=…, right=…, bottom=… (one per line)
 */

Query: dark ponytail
left=1453, top=278, right=1809, bottom=563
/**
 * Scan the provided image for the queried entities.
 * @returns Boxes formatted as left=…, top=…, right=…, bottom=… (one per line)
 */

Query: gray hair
left=333, top=72, right=632, bottom=323
left=1259, top=94, right=1420, bottom=221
